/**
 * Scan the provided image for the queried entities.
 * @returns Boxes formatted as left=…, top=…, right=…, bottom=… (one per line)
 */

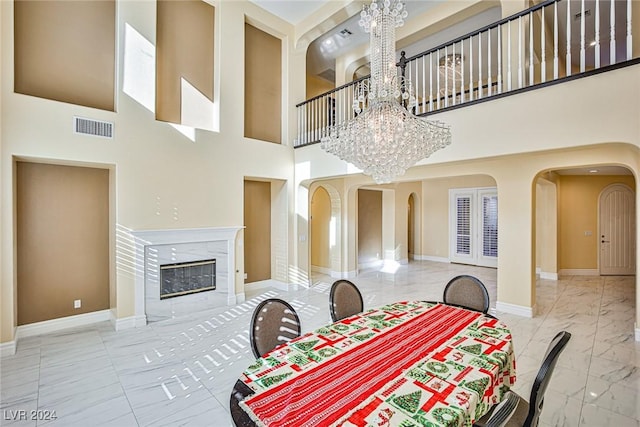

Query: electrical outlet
left=244, top=273, right=248, bottom=280
left=74, top=299, right=81, bottom=309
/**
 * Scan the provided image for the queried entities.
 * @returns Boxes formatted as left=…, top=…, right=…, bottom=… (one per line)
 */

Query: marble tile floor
left=1, top=261, right=638, bottom=426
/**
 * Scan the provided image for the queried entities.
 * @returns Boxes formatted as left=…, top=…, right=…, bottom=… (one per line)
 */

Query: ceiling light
left=589, top=169, right=599, bottom=173
left=324, top=39, right=333, bottom=46
left=589, top=40, right=596, bottom=47
left=320, top=0, right=451, bottom=183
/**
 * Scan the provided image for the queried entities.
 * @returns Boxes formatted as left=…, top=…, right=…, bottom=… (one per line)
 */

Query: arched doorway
left=309, top=184, right=342, bottom=279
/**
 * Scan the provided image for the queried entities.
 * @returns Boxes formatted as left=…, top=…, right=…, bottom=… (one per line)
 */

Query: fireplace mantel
left=130, top=226, right=243, bottom=324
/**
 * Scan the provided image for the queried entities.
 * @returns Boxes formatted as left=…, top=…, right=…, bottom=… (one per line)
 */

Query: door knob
left=601, top=240, right=610, bottom=243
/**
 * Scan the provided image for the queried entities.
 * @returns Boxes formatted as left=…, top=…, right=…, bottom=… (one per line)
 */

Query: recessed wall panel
left=14, top=0, right=116, bottom=111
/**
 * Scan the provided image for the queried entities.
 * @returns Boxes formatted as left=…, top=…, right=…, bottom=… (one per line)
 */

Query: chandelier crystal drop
left=320, top=0, right=452, bottom=184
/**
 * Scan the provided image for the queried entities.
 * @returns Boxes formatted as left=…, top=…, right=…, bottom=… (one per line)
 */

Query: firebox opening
left=160, top=259, right=216, bottom=300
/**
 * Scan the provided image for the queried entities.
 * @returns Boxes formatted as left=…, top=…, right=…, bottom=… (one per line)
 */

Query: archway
left=309, top=183, right=342, bottom=280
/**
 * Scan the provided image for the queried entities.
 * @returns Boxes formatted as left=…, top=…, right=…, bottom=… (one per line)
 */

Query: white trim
left=635, top=326, right=640, bottom=342
left=343, top=270, right=358, bottom=279
left=16, top=310, right=111, bottom=340
left=311, top=265, right=332, bottom=275
left=558, top=268, right=599, bottom=276
left=358, top=260, right=384, bottom=269
left=398, top=258, right=409, bottom=265
left=110, top=311, right=147, bottom=331
left=0, top=341, right=17, bottom=357
left=414, top=255, right=450, bottom=263
left=245, top=279, right=297, bottom=292
left=536, top=267, right=541, bottom=275
left=539, top=271, right=558, bottom=280
left=235, top=293, right=246, bottom=304
left=495, top=301, right=534, bottom=318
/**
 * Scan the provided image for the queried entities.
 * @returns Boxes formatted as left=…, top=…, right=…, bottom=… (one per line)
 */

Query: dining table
left=230, top=301, right=516, bottom=427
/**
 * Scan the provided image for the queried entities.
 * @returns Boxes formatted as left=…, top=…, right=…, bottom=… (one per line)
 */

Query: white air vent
left=73, top=116, right=113, bottom=139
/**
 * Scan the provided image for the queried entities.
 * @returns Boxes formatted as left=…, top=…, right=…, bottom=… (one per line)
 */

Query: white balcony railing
left=295, top=0, right=636, bottom=147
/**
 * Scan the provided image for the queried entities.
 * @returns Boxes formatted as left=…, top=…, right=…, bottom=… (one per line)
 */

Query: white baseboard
left=495, top=301, right=534, bottom=318
left=0, top=340, right=17, bottom=357
left=311, top=265, right=331, bottom=275
left=358, top=260, right=384, bottom=269
left=414, top=255, right=450, bottom=263
left=558, top=269, right=599, bottom=276
left=539, top=271, right=558, bottom=280
left=635, top=324, right=640, bottom=342
left=16, top=309, right=111, bottom=340
left=245, top=279, right=296, bottom=292
left=111, top=313, right=147, bottom=331
left=234, top=293, right=246, bottom=304
left=398, top=258, right=409, bottom=265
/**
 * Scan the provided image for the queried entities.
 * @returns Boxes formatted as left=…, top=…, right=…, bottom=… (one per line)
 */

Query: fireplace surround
left=131, top=227, right=242, bottom=323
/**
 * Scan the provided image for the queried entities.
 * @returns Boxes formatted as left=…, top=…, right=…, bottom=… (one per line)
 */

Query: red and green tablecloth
left=239, top=301, right=516, bottom=427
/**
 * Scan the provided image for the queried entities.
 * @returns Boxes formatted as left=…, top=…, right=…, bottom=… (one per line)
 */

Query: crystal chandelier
left=320, top=0, right=452, bottom=184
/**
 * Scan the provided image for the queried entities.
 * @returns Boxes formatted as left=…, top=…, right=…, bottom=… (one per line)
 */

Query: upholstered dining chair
left=249, top=298, right=301, bottom=358
left=475, top=331, right=572, bottom=427
left=443, top=275, right=490, bottom=313
left=329, top=279, right=364, bottom=322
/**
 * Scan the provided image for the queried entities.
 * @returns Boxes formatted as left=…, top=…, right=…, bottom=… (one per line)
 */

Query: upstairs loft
left=295, top=0, right=639, bottom=150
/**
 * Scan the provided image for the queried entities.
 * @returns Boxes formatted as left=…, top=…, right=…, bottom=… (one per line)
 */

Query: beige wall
left=357, top=189, right=382, bottom=264
left=558, top=175, right=636, bottom=270
left=156, top=0, right=214, bottom=125
left=2, top=0, right=301, bottom=344
left=422, top=175, right=496, bottom=260
left=14, top=0, right=115, bottom=111
left=306, top=75, right=334, bottom=99
left=244, top=180, right=271, bottom=283
left=245, top=23, right=282, bottom=143
left=311, top=186, right=331, bottom=269
left=535, top=176, right=558, bottom=276
left=16, top=162, right=109, bottom=325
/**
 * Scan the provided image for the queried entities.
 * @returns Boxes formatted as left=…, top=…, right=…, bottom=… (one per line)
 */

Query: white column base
left=110, top=313, right=147, bottom=331
left=495, top=301, right=534, bottom=318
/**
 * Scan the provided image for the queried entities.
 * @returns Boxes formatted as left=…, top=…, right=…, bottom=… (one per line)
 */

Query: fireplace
left=129, top=226, right=243, bottom=324
left=160, top=259, right=216, bottom=299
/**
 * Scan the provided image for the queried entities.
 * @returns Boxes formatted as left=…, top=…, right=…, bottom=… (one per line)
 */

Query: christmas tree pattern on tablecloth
left=462, top=376, right=489, bottom=396
left=292, top=339, right=319, bottom=352
left=392, top=390, right=422, bottom=414
left=459, top=343, right=482, bottom=355
left=258, top=372, right=292, bottom=388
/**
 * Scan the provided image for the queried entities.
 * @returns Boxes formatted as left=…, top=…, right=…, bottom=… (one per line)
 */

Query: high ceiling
left=248, top=0, right=330, bottom=25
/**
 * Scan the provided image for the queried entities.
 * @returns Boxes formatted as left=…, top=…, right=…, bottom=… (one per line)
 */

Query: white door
left=450, top=188, right=498, bottom=267
left=599, top=184, right=635, bottom=275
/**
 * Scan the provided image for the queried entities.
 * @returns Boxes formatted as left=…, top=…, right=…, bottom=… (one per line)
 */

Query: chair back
left=443, top=275, right=490, bottom=313
left=484, top=391, right=520, bottom=427
left=525, top=331, right=571, bottom=427
left=249, top=298, right=301, bottom=358
left=329, top=280, right=364, bottom=322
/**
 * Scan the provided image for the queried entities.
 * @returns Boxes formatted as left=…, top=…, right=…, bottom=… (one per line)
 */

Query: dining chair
left=249, top=298, right=301, bottom=358
left=475, top=391, right=520, bottom=427
left=329, top=279, right=364, bottom=322
left=442, top=275, right=490, bottom=313
left=475, top=330, right=572, bottom=427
